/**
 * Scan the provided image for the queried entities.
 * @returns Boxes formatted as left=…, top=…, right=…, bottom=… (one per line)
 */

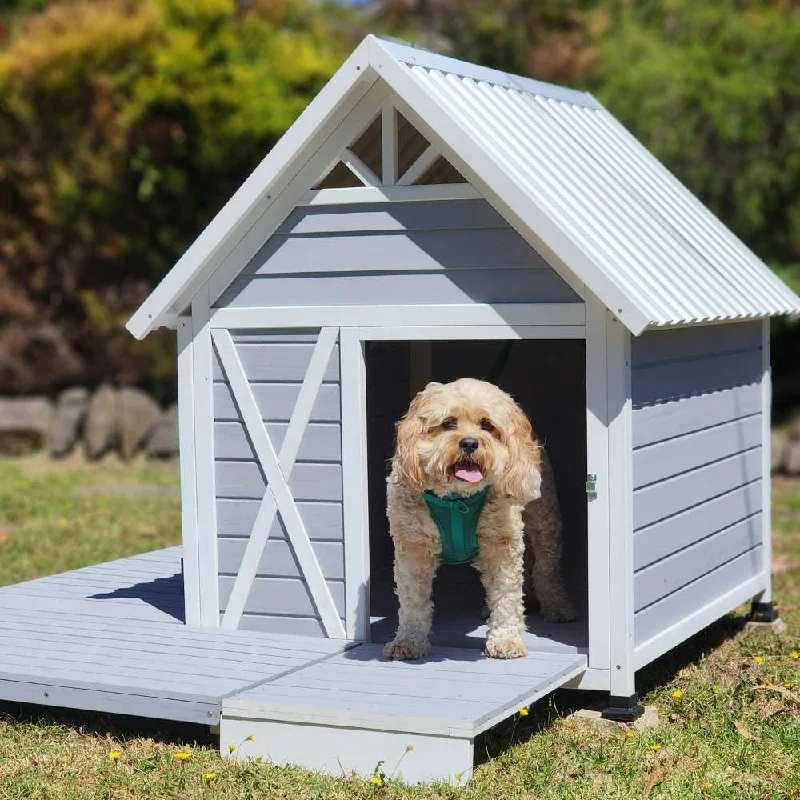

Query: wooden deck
left=0, top=548, right=587, bottom=784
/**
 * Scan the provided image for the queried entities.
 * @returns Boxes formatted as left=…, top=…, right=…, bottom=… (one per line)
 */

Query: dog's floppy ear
left=497, top=402, right=543, bottom=503
left=393, top=389, right=429, bottom=487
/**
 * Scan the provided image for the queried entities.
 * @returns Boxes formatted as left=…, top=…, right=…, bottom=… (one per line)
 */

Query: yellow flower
left=766, top=680, right=774, bottom=688
left=228, top=743, right=236, bottom=753
left=174, top=752, right=191, bottom=761
left=108, top=751, right=121, bottom=761
left=785, top=682, right=796, bottom=689
left=754, top=656, right=765, bottom=664
left=454, top=774, right=463, bottom=783
left=371, top=776, right=383, bottom=786
left=519, top=707, right=529, bottom=717
left=649, top=744, right=662, bottom=751
left=405, top=745, right=414, bottom=753
left=58, top=518, right=67, bottom=527
left=203, top=773, right=216, bottom=783
left=246, top=734, right=256, bottom=742
left=713, top=684, right=722, bottom=694
left=671, top=689, right=683, bottom=698
left=624, top=731, right=634, bottom=740
left=790, top=651, right=799, bottom=660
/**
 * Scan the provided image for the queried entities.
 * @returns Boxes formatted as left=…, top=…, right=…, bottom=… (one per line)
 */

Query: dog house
left=127, top=36, right=800, bottom=781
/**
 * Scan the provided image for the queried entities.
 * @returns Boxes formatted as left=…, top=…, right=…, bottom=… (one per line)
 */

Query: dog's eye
left=480, top=418, right=495, bottom=433
left=442, top=417, right=457, bottom=430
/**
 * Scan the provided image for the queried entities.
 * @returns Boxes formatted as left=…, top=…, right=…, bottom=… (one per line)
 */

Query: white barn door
left=211, top=326, right=360, bottom=639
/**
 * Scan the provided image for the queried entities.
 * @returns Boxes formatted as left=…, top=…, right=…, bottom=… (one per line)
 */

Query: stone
left=771, top=430, right=790, bottom=473
left=569, top=705, right=660, bottom=733
left=146, top=403, right=179, bottom=458
left=0, top=397, right=54, bottom=455
left=117, top=387, right=161, bottom=461
left=48, top=387, right=89, bottom=458
left=787, top=437, right=800, bottom=476
left=84, top=385, right=118, bottom=459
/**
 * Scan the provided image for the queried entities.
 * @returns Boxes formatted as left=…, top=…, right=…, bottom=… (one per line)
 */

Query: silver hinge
left=586, top=474, right=597, bottom=501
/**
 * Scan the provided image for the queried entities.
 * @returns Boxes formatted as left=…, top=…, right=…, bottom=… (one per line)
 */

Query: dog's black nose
left=459, top=437, right=479, bottom=454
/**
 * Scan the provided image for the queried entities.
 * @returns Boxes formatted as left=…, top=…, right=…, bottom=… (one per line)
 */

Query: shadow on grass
left=0, top=700, right=215, bottom=748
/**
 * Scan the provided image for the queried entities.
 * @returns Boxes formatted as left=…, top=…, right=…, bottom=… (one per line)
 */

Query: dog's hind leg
left=523, top=454, right=575, bottom=623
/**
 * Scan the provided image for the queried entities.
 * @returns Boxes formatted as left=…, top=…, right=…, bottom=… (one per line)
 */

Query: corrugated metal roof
left=127, top=35, right=800, bottom=339
left=376, top=38, right=800, bottom=329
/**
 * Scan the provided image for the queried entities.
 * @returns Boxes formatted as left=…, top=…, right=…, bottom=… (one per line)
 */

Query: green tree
left=0, top=0, right=351, bottom=395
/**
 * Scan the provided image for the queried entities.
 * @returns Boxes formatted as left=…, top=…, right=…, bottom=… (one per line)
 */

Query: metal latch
left=586, top=474, right=597, bottom=501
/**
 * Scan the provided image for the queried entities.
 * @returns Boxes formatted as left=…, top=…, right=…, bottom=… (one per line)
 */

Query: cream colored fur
left=384, top=378, right=574, bottom=661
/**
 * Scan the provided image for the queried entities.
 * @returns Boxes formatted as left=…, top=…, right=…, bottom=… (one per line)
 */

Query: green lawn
left=0, top=457, right=798, bottom=799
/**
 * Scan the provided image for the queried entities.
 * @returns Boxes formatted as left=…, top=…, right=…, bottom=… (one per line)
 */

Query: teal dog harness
left=422, top=487, right=490, bottom=565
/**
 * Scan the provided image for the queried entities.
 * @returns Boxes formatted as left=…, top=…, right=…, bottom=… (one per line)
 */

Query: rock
left=117, top=387, right=161, bottom=461
left=48, top=387, right=89, bottom=458
left=84, top=385, right=118, bottom=459
left=771, top=430, right=790, bottom=473
left=787, top=437, right=800, bottom=476
left=568, top=705, right=660, bottom=733
left=0, top=397, right=54, bottom=455
left=146, top=403, right=179, bottom=458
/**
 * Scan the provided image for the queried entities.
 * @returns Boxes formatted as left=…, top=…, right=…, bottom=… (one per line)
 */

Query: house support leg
left=749, top=600, right=779, bottom=623
left=601, top=693, right=645, bottom=722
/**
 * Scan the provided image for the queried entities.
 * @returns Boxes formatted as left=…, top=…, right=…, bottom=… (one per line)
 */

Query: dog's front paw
left=383, top=637, right=431, bottom=660
left=485, top=634, right=528, bottom=659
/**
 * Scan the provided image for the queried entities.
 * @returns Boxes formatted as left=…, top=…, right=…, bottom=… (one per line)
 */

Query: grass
left=0, top=457, right=798, bottom=799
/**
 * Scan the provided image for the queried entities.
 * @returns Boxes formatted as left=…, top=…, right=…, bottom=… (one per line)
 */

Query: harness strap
left=423, top=487, right=489, bottom=565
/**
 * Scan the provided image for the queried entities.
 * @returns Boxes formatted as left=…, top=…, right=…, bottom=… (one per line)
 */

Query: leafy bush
left=0, top=0, right=350, bottom=396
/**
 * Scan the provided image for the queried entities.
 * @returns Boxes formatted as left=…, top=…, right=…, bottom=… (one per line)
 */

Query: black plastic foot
left=601, top=694, right=645, bottom=722
left=749, top=601, right=779, bottom=623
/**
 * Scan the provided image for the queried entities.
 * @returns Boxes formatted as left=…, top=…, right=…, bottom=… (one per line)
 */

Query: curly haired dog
left=384, top=378, right=574, bottom=661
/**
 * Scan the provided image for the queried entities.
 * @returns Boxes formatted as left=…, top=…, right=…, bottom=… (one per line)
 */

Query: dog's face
left=393, top=378, right=542, bottom=502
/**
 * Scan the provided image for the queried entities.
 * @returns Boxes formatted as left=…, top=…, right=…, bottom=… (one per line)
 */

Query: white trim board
left=759, top=319, right=772, bottom=604
left=300, top=184, right=481, bottom=205
left=356, top=325, right=585, bottom=341
left=210, top=303, right=586, bottom=330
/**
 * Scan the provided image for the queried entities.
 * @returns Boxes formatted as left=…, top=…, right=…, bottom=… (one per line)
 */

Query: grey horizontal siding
left=218, top=576, right=345, bottom=618
left=631, top=323, right=765, bottom=647
left=215, top=421, right=342, bottom=462
left=215, top=461, right=343, bottom=502
left=634, top=546, right=763, bottom=645
left=217, top=498, right=343, bottom=541
left=213, top=343, right=339, bottom=383
left=219, top=268, right=578, bottom=308
left=212, top=330, right=345, bottom=636
left=213, top=199, right=580, bottom=309
left=214, top=382, right=341, bottom=423
left=218, top=539, right=344, bottom=580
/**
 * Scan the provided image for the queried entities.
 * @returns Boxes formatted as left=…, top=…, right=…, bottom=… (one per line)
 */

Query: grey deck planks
left=0, top=546, right=589, bottom=740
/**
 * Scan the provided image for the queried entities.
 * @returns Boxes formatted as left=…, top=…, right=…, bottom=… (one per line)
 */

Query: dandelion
left=405, top=745, right=414, bottom=753
left=754, top=656, right=765, bottom=664
left=246, top=734, right=256, bottom=741
left=371, top=776, right=383, bottom=787
left=203, top=773, right=216, bottom=783
left=108, top=751, right=121, bottom=761
left=58, top=518, right=67, bottom=528
left=766, top=680, right=774, bottom=687
left=454, top=774, right=463, bottom=783
left=790, top=651, right=799, bottom=660
left=228, top=743, right=236, bottom=753
left=624, top=731, right=634, bottom=740
left=649, top=744, right=662, bottom=751
left=174, top=752, right=191, bottom=762
left=713, top=684, right=722, bottom=694
left=785, top=682, right=796, bottom=689
left=519, top=707, right=529, bottom=717
left=671, top=689, right=683, bottom=698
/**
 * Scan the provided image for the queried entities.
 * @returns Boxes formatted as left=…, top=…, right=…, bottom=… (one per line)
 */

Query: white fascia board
left=126, top=41, right=375, bottom=340
left=367, top=38, right=651, bottom=335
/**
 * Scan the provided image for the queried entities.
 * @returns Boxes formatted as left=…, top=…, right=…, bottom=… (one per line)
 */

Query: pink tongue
left=455, top=467, right=484, bottom=483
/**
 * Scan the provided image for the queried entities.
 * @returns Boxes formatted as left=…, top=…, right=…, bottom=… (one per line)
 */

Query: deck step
left=221, top=644, right=587, bottom=784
